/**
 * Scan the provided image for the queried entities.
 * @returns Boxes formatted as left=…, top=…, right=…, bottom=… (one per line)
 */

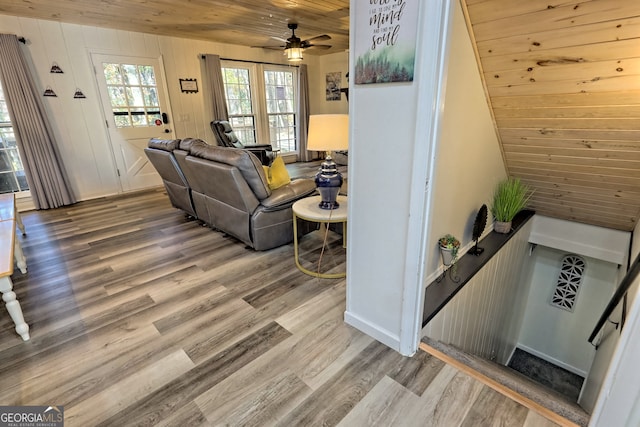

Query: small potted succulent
left=490, top=177, right=533, bottom=234
left=438, top=234, right=460, bottom=266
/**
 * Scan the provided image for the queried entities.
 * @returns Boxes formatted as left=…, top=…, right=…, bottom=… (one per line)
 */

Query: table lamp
left=306, top=114, right=349, bottom=209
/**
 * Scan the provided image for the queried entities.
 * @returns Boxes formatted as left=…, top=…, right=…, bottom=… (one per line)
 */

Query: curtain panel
left=297, top=64, right=317, bottom=162
left=0, top=34, right=76, bottom=209
left=203, top=54, right=229, bottom=122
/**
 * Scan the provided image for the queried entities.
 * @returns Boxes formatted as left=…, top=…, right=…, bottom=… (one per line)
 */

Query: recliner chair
left=211, top=120, right=277, bottom=166
left=185, top=141, right=316, bottom=250
left=144, top=138, right=197, bottom=218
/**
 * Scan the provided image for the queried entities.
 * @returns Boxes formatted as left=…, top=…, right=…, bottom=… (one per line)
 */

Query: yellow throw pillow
left=263, top=156, right=291, bottom=190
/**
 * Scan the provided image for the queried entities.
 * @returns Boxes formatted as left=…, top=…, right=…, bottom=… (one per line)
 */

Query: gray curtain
left=0, top=34, right=75, bottom=209
left=203, top=54, right=229, bottom=121
left=297, top=64, right=317, bottom=162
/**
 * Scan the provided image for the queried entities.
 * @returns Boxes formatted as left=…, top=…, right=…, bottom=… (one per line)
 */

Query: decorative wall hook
left=73, top=89, right=86, bottom=99
left=50, top=62, right=63, bottom=73
left=43, top=86, right=57, bottom=97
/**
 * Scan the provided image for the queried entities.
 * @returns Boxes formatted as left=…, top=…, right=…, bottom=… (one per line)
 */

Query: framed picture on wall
left=179, top=78, right=198, bottom=93
left=326, top=72, right=342, bottom=101
left=354, top=0, right=419, bottom=84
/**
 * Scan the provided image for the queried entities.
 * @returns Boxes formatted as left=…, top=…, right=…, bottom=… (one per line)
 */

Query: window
left=0, top=82, right=28, bottom=194
left=222, top=67, right=257, bottom=144
left=221, top=62, right=298, bottom=154
left=102, top=63, right=161, bottom=128
left=264, top=70, right=296, bottom=152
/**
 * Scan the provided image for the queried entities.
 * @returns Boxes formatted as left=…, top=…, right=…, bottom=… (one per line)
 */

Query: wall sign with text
left=179, top=78, right=198, bottom=93
left=354, top=0, right=419, bottom=84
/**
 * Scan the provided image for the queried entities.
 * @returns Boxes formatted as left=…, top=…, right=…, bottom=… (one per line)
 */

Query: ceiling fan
left=253, top=23, right=331, bottom=61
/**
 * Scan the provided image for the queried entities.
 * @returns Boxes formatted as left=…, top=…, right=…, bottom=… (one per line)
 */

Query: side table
left=292, top=195, right=347, bottom=278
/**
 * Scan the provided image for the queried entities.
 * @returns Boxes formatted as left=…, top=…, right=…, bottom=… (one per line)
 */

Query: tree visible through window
left=222, top=67, right=257, bottom=144
left=102, top=63, right=161, bottom=128
left=264, top=70, right=296, bottom=153
left=221, top=62, right=298, bottom=154
left=0, top=82, right=28, bottom=193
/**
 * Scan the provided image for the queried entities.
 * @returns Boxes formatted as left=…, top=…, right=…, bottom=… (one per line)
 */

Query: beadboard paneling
left=424, top=221, right=534, bottom=365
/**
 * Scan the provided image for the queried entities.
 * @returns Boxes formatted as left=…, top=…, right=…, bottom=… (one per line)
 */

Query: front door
left=92, top=54, right=173, bottom=192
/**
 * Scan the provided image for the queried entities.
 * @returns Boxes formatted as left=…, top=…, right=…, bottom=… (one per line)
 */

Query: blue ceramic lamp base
left=315, top=155, right=343, bottom=210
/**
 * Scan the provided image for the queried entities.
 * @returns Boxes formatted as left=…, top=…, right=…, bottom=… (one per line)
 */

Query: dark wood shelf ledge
left=422, top=210, right=535, bottom=327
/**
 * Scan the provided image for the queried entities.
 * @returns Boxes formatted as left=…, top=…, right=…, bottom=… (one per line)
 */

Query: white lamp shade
left=307, top=114, right=349, bottom=152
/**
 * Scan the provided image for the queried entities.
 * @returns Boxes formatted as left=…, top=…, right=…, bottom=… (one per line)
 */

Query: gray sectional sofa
left=145, top=138, right=316, bottom=250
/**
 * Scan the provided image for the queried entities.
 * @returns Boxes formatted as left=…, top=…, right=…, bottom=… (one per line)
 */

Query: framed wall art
left=179, top=78, right=198, bottom=93
left=354, top=0, right=419, bottom=85
left=326, top=72, right=342, bottom=101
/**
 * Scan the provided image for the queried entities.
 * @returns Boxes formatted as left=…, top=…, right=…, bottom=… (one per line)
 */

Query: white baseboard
left=516, top=344, right=588, bottom=378
left=505, top=345, right=517, bottom=367
left=344, top=310, right=401, bottom=354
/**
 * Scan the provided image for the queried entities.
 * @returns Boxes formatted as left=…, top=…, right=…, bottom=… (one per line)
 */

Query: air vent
left=550, top=255, right=586, bottom=312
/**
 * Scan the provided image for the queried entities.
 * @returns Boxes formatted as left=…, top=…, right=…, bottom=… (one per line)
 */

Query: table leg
left=293, top=212, right=303, bottom=272
left=14, top=239, right=27, bottom=274
left=292, top=214, right=346, bottom=279
left=0, top=276, right=30, bottom=341
left=14, top=206, right=26, bottom=235
left=342, top=220, right=347, bottom=249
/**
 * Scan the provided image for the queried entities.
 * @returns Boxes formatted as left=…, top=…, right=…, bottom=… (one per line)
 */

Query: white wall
left=583, top=220, right=640, bottom=416
left=530, top=215, right=630, bottom=266
left=0, top=14, right=331, bottom=204
left=344, top=0, right=453, bottom=355
left=426, top=0, right=506, bottom=274
left=589, top=271, right=640, bottom=426
left=517, top=246, right=618, bottom=377
left=345, top=0, right=506, bottom=355
left=307, top=51, right=349, bottom=114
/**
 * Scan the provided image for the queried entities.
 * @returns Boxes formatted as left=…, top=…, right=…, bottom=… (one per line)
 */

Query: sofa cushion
left=148, top=138, right=180, bottom=151
left=189, top=143, right=270, bottom=200
left=260, top=178, right=316, bottom=210
left=262, top=156, right=291, bottom=191
left=180, top=137, right=207, bottom=151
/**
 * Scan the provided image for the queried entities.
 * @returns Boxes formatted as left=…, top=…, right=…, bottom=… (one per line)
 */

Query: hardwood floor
left=1, top=188, right=560, bottom=426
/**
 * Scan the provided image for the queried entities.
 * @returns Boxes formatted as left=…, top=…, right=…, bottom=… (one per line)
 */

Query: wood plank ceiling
left=1, top=0, right=639, bottom=231
left=462, top=0, right=640, bottom=231
left=0, top=0, right=350, bottom=54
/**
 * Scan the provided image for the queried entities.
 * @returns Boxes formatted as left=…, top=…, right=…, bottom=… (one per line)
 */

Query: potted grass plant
left=438, top=234, right=460, bottom=266
left=490, top=177, right=533, bottom=234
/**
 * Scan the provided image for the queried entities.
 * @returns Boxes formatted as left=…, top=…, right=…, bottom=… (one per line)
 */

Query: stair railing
left=588, top=251, right=640, bottom=346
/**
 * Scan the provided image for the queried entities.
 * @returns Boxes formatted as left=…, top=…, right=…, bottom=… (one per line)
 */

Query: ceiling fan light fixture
left=286, top=47, right=303, bottom=61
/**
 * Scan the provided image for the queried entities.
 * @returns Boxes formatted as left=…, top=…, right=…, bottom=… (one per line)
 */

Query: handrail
left=588, top=251, right=640, bottom=345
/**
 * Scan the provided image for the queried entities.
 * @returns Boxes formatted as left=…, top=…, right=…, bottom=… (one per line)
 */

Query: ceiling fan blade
left=251, top=45, right=286, bottom=50
left=303, top=34, right=331, bottom=43
left=271, top=36, right=288, bottom=43
left=304, top=44, right=332, bottom=50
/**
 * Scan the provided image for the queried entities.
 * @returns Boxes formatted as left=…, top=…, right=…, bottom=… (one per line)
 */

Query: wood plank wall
left=423, top=221, right=534, bottom=365
left=0, top=13, right=307, bottom=202
left=462, top=0, right=640, bottom=231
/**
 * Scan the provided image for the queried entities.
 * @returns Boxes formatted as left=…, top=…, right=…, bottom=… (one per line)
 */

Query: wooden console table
left=0, top=193, right=29, bottom=341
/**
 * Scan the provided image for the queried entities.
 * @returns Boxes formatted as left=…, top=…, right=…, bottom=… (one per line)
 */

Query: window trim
left=0, top=99, right=29, bottom=196
left=221, top=60, right=299, bottom=157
